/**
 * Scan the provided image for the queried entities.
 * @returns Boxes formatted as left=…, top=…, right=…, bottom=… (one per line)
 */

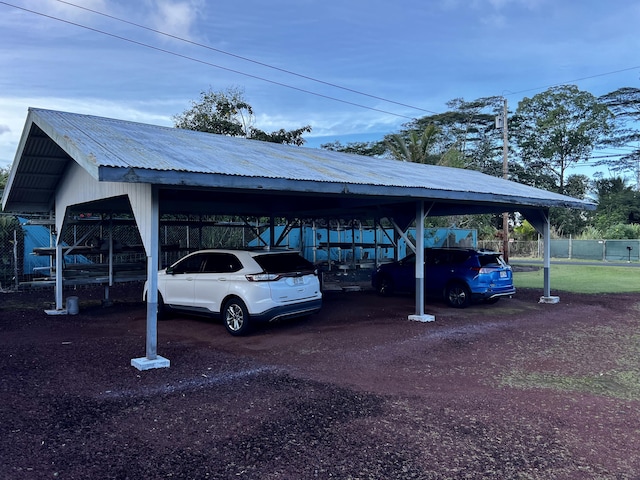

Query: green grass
left=498, top=323, right=640, bottom=400
left=501, top=369, right=640, bottom=401
left=512, top=263, right=640, bottom=293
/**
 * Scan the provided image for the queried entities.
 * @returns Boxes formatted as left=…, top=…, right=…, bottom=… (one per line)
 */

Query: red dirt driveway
left=1, top=284, right=639, bottom=479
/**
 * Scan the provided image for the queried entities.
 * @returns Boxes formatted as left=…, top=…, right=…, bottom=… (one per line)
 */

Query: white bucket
left=66, top=296, right=79, bottom=315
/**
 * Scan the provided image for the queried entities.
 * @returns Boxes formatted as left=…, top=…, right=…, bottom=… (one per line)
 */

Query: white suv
left=145, top=249, right=322, bottom=335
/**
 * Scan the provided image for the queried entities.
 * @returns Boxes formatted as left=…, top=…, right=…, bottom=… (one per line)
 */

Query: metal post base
left=408, top=314, right=436, bottom=322
left=539, top=296, right=560, bottom=304
left=131, top=356, right=171, bottom=371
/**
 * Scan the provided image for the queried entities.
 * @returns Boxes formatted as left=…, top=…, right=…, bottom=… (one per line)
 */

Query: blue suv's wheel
left=376, top=275, right=395, bottom=296
left=445, top=282, right=471, bottom=308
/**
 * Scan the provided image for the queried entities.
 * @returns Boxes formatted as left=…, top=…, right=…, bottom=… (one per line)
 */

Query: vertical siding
left=55, top=161, right=152, bottom=253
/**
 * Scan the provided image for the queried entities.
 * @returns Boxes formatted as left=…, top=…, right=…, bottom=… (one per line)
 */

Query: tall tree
left=174, top=86, right=311, bottom=145
left=384, top=125, right=440, bottom=164
left=0, top=166, right=8, bottom=190
left=510, top=85, right=614, bottom=194
left=549, top=174, right=591, bottom=236
left=598, top=87, right=640, bottom=174
left=320, top=96, right=504, bottom=173
left=592, top=176, right=640, bottom=231
left=0, top=166, right=8, bottom=210
left=320, top=140, right=386, bottom=157
left=409, top=96, right=504, bottom=174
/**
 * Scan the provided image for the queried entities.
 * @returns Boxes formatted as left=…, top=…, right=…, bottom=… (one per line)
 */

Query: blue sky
left=1, top=0, right=639, bottom=174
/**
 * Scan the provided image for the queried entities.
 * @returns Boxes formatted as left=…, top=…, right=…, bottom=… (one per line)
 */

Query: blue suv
left=371, top=248, right=515, bottom=308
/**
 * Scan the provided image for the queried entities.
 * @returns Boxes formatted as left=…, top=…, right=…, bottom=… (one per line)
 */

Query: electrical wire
left=50, top=0, right=440, bottom=116
left=2, top=0, right=640, bottom=157
left=3, top=0, right=639, bottom=121
left=51, top=0, right=640, bottom=113
left=506, top=67, right=640, bottom=98
left=0, top=1, right=417, bottom=121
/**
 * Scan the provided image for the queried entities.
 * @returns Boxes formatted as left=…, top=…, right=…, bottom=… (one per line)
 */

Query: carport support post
left=55, top=241, right=63, bottom=310
left=522, top=208, right=559, bottom=304
left=131, top=186, right=170, bottom=370
left=409, top=201, right=435, bottom=322
left=539, top=210, right=560, bottom=304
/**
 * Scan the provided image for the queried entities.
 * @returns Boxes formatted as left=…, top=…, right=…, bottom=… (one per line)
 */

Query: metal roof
left=2, top=107, right=595, bottom=219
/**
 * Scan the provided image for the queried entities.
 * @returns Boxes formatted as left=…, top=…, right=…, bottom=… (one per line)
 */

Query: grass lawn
left=512, top=263, right=640, bottom=293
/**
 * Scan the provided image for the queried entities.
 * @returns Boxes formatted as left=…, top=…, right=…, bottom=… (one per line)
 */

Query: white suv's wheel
left=223, top=298, right=251, bottom=336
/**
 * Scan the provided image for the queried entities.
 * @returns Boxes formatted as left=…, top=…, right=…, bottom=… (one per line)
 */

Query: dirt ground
left=1, top=280, right=640, bottom=479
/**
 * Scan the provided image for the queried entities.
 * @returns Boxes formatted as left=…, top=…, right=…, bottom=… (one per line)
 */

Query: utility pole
left=500, top=98, right=509, bottom=262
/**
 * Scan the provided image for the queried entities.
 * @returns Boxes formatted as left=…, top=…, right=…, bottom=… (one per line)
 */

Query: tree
left=408, top=96, right=505, bottom=174
left=173, top=86, right=311, bottom=145
left=549, top=174, right=591, bottom=236
left=320, top=140, right=386, bottom=157
left=249, top=126, right=312, bottom=147
left=510, top=85, right=614, bottom=194
left=321, top=96, right=505, bottom=174
left=384, top=125, right=441, bottom=164
left=0, top=166, right=8, bottom=211
left=598, top=87, right=640, bottom=174
left=0, top=165, right=7, bottom=184
left=592, top=176, right=640, bottom=231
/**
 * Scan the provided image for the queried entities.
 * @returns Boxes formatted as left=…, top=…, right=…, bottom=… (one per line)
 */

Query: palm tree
left=386, top=125, right=438, bottom=164
left=385, top=125, right=464, bottom=167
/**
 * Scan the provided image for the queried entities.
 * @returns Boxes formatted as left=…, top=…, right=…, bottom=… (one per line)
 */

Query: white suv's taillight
left=246, top=273, right=281, bottom=282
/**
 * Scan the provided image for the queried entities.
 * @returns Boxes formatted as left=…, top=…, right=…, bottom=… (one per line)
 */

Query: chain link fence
left=478, top=238, right=640, bottom=262
left=0, top=214, right=22, bottom=290
left=0, top=214, right=264, bottom=289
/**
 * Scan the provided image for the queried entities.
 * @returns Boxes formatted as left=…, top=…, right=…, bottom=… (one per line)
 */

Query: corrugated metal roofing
left=2, top=107, right=595, bottom=215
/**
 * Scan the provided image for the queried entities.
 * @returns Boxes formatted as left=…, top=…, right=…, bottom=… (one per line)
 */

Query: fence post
left=13, top=229, right=19, bottom=289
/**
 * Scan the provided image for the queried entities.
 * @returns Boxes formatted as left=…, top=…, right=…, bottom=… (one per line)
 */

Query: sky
left=1, top=0, right=639, bottom=175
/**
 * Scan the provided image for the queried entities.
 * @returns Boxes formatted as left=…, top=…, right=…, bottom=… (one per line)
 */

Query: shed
left=2, top=108, right=595, bottom=369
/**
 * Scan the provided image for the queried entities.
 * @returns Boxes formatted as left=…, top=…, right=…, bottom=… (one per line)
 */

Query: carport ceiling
left=2, top=108, right=595, bottom=221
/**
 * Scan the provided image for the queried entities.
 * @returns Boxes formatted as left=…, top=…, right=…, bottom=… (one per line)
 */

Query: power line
left=0, top=1, right=416, bottom=121
left=55, top=0, right=639, bottom=111
left=506, top=66, right=640, bottom=98
left=47, top=1, right=640, bottom=122
left=3, top=1, right=640, bottom=132
left=51, top=0, right=441, bottom=116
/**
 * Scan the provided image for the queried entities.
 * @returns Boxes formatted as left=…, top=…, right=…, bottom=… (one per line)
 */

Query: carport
left=2, top=108, right=595, bottom=370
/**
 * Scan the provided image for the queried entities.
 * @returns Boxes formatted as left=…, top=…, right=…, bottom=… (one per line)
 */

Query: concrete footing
left=539, top=296, right=560, bottom=304
left=408, top=314, right=436, bottom=322
left=131, top=356, right=171, bottom=371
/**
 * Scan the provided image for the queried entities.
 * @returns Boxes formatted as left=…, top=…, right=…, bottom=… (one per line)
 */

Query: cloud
left=149, top=0, right=203, bottom=40
left=24, top=0, right=110, bottom=19
left=483, top=0, right=545, bottom=9
left=255, top=109, right=404, bottom=142
left=0, top=96, right=178, bottom=168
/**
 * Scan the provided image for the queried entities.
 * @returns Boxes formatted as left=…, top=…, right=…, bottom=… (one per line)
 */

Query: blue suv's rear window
left=478, top=254, right=504, bottom=267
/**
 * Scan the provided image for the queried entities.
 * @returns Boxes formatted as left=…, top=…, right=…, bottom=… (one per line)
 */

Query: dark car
left=371, top=248, right=515, bottom=308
